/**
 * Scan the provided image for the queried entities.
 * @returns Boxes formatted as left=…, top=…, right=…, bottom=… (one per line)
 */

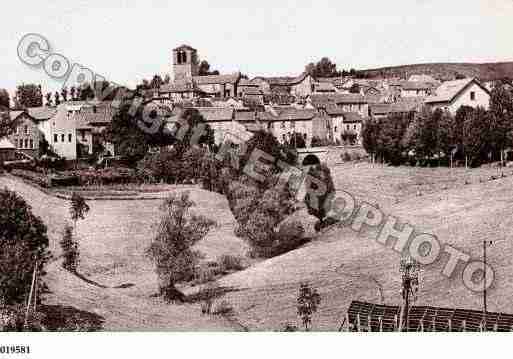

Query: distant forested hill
left=356, top=62, right=513, bottom=81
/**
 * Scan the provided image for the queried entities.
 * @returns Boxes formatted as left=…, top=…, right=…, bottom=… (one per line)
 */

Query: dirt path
left=0, top=175, right=239, bottom=331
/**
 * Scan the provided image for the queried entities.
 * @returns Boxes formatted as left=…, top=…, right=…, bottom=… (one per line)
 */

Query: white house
left=425, top=78, right=490, bottom=114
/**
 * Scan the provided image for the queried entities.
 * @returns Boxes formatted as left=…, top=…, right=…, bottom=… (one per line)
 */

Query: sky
left=1, top=0, right=513, bottom=97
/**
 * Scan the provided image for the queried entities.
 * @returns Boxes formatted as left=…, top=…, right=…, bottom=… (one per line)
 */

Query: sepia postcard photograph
left=1, top=0, right=513, bottom=358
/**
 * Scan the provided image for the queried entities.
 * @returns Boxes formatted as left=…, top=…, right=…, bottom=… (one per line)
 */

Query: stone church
left=159, top=44, right=241, bottom=100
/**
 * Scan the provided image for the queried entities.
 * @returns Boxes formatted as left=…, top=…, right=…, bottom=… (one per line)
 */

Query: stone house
left=8, top=110, right=42, bottom=158
left=425, top=78, right=491, bottom=114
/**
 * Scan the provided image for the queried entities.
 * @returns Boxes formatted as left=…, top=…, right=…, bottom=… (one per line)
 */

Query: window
left=354, top=125, right=357, bottom=130
left=334, top=126, right=338, bottom=132
left=30, top=139, right=33, bottom=149
left=346, top=124, right=350, bottom=130
left=281, top=121, right=285, bottom=129
left=81, top=131, right=86, bottom=141
left=470, top=91, right=476, bottom=101
left=54, top=134, right=58, bottom=143
left=24, top=139, right=28, bottom=148
left=14, top=139, right=18, bottom=148
left=61, top=134, right=65, bottom=142
left=68, top=133, right=72, bottom=142
left=24, top=125, right=28, bottom=134
left=16, top=126, right=19, bottom=135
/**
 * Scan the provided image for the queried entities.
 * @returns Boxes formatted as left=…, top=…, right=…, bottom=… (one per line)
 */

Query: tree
left=489, top=83, right=513, bottom=164
left=349, top=83, right=361, bottom=94
left=13, top=84, right=43, bottom=108
left=0, top=89, right=10, bottom=109
left=60, top=224, right=80, bottom=273
left=361, top=118, right=380, bottom=162
left=305, top=57, right=339, bottom=78
left=44, top=93, right=53, bottom=107
left=0, top=110, right=15, bottom=139
left=69, top=193, right=90, bottom=231
left=147, top=192, right=216, bottom=301
left=54, top=91, right=61, bottom=106
left=0, top=189, right=51, bottom=305
left=297, top=283, right=321, bottom=331
left=462, top=106, right=493, bottom=167
left=61, top=87, right=68, bottom=102
left=198, top=60, right=220, bottom=76
left=150, top=74, right=164, bottom=89
left=163, top=74, right=171, bottom=84
left=70, top=86, right=76, bottom=101
left=304, top=163, right=336, bottom=230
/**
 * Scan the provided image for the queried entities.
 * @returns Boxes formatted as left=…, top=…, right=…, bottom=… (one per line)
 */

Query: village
left=0, top=44, right=501, bottom=166
left=2, top=40, right=513, bottom=335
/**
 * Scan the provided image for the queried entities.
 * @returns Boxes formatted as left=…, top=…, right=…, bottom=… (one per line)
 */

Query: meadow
left=2, top=162, right=513, bottom=330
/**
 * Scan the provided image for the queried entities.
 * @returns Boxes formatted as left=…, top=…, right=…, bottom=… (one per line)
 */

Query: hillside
left=357, top=62, right=513, bottom=81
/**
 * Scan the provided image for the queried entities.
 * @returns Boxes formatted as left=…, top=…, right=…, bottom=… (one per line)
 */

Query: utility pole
left=483, top=240, right=487, bottom=315
left=400, top=257, right=420, bottom=332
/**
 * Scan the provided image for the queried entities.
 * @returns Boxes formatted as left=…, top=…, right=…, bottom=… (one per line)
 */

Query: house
left=8, top=110, right=42, bottom=158
left=30, top=101, right=116, bottom=160
left=0, top=138, right=16, bottom=162
left=313, top=82, right=337, bottom=94
left=309, top=93, right=369, bottom=118
left=193, top=73, right=241, bottom=98
left=191, top=107, right=236, bottom=145
left=265, top=107, right=328, bottom=146
left=167, top=45, right=241, bottom=99
left=253, top=73, right=315, bottom=98
left=330, top=110, right=364, bottom=146
left=369, top=100, right=421, bottom=120
left=425, top=78, right=490, bottom=114
left=400, top=81, right=437, bottom=97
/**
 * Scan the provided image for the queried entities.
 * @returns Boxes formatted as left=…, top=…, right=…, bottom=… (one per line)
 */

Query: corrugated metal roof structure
left=348, top=300, right=513, bottom=332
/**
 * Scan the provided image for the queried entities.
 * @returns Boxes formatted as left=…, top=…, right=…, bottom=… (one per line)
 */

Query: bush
left=342, top=152, right=351, bottom=162
left=0, top=189, right=52, bottom=305
left=146, top=192, right=216, bottom=301
left=211, top=300, right=234, bottom=316
left=217, top=254, right=245, bottom=272
left=11, top=169, right=51, bottom=187
left=60, top=225, right=80, bottom=272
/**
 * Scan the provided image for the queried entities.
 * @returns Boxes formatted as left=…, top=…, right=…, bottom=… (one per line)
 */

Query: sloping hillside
left=219, top=170, right=513, bottom=330
left=357, top=62, right=513, bottom=81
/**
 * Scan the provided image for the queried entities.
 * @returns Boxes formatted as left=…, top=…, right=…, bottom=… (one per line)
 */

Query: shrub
left=342, top=152, right=351, bottom=162
left=146, top=192, right=216, bottom=301
left=212, top=300, right=234, bottom=316
left=218, top=254, right=245, bottom=272
left=60, top=225, right=80, bottom=272
left=297, top=283, right=321, bottom=331
left=0, top=189, right=52, bottom=305
left=304, top=163, right=336, bottom=229
left=11, top=169, right=51, bottom=187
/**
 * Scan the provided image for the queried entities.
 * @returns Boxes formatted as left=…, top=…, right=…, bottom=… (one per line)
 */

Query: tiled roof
left=342, top=112, right=364, bottom=123
left=192, top=107, right=234, bottom=122
left=159, top=81, right=200, bottom=93
left=425, top=78, right=486, bottom=104
left=234, top=110, right=277, bottom=122
left=27, top=106, right=58, bottom=120
left=193, top=73, right=240, bottom=85
left=238, top=79, right=258, bottom=87
left=0, top=138, right=15, bottom=149
left=314, top=82, right=337, bottom=92
left=370, top=101, right=420, bottom=116
left=256, top=73, right=309, bottom=86
left=310, top=93, right=367, bottom=107
left=402, top=81, right=437, bottom=91
left=273, top=107, right=317, bottom=121
left=173, top=44, right=197, bottom=52
left=408, top=74, right=437, bottom=83
left=325, top=104, right=346, bottom=116
left=9, top=110, right=26, bottom=121
left=75, top=103, right=116, bottom=128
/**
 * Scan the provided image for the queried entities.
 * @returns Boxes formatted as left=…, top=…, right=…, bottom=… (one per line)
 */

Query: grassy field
left=2, top=162, right=513, bottom=331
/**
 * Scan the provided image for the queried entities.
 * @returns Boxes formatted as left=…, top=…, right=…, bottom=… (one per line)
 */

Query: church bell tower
left=173, top=44, right=199, bottom=81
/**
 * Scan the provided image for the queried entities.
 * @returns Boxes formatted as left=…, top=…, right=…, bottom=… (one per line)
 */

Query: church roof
left=193, top=73, right=241, bottom=85
left=173, top=44, right=197, bottom=52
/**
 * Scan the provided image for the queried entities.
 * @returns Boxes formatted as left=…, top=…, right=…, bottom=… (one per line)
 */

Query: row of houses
left=0, top=44, right=494, bottom=161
